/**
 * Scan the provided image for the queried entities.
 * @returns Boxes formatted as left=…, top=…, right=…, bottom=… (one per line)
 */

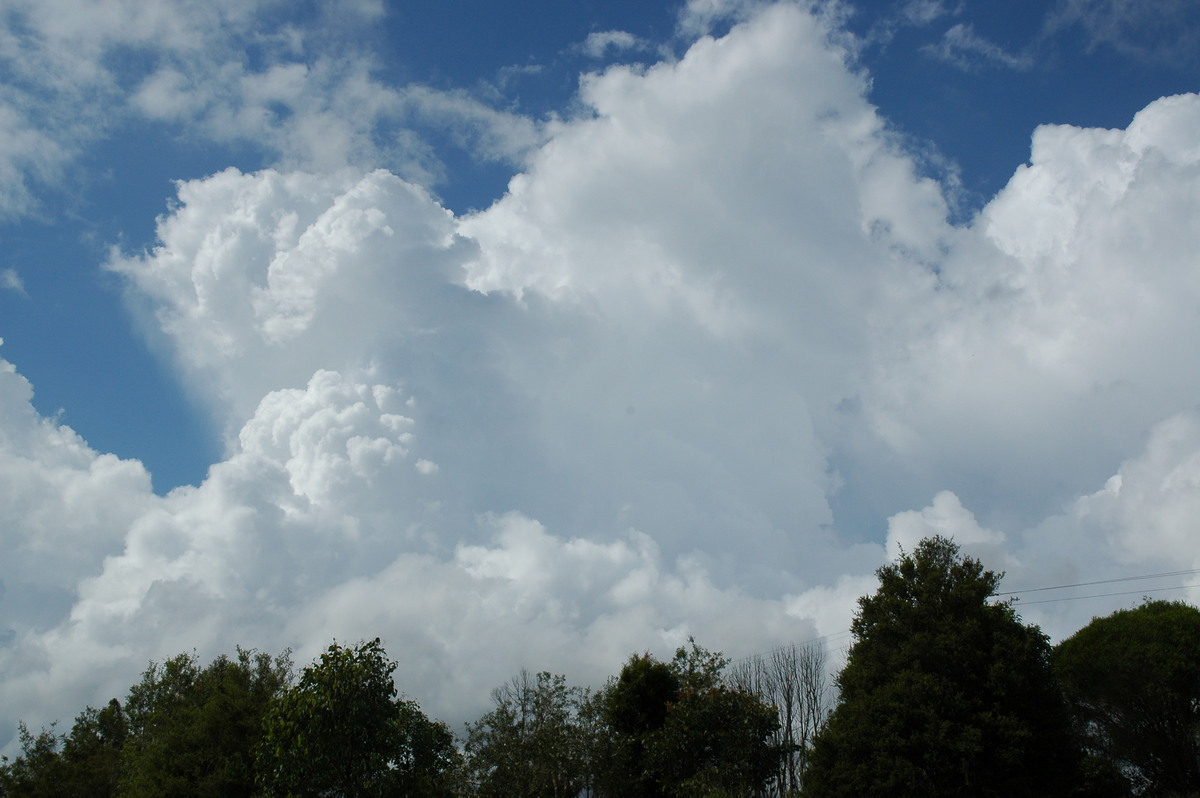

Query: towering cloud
left=2, top=0, right=1199, bottom=755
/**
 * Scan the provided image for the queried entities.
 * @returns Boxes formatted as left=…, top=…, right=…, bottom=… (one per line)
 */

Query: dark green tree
left=590, top=653, right=682, bottom=798
left=1054, top=599, right=1200, bottom=797
left=804, top=536, right=1077, bottom=798
left=60, top=699, right=127, bottom=797
left=464, top=670, right=590, bottom=798
left=119, top=647, right=290, bottom=798
left=591, top=640, right=780, bottom=798
left=0, top=700, right=127, bottom=798
left=0, top=722, right=67, bottom=798
left=257, top=638, right=459, bottom=797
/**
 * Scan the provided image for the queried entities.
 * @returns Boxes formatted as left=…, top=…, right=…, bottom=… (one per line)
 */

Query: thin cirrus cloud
left=1046, top=0, right=1200, bottom=66
left=923, top=23, right=1034, bottom=70
left=2, top=0, right=1200, bottom=753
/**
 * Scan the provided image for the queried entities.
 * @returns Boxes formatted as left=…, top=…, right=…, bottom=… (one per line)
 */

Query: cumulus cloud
left=886, top=490, right=1008, bottom=561
left=4, top=0, right=1200, bottom=762
left=861, top=92, right=1200, bottom=530
left=107, top=167, right=475, bottom=435
left=0, top=351, right=818, bottom=743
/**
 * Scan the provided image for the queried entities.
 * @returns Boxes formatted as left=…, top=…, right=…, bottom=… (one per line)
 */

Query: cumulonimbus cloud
left=2, top=0, right=1200, bottom=755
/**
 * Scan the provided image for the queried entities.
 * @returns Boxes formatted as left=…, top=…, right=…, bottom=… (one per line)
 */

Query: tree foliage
left=804, top=536, right=1077, bottom=798
left=0, top=722, right=67, bottom=798
left=590, top=639, right=781, bottom=798
left=589, top=652, right=681, bottom=798
left=257, top=638, right=458, bottom=797
left=1, top=647, right=285, bottom=798
left=1054, top=599, right=1200, bottom=797
left=11, top=594, right=1200, bottom=798
left=464, top=670, right=589, bottom=798
left=120, top=647, right=289, bottom=798
left=60, top=699, right=127, bottom=797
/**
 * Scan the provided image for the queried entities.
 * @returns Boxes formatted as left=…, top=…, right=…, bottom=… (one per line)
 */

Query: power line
left=996, top=568, right=1200, bottom=597
left=728, top=569, right=1199, bottom=667
left=1014, top=582, right=1200, bottom=606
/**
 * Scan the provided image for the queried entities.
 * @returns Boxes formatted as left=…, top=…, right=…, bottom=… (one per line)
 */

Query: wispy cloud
left=0, top=0, right=547, bottom=217
left=901, top=0, right=958, bottom=26
left=578, top=30, right=647, bottom=59
left=924, top=23, right=1033, bottom=70
left=0, top=269, right=27, bottom=297
left=1046, top=0, right=1200, bottom=67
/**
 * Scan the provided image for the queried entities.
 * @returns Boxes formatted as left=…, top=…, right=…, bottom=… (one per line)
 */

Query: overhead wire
left=995, top=568, right=1200, bottom=597
left=726, top=568, right=1199, bottom=667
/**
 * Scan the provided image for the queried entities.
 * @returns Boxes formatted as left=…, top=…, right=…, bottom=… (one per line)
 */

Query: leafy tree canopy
left=120, top=647, right=290, bottom=798
left=804, top=536, right=1077, bottom=798
left=257, top=638, right=458, bottom=798
left=592, top=639, right=780, bottom=798
left=465, top=670, right=589, bottom=798
left=1054, top=599, right=1200, bottom=797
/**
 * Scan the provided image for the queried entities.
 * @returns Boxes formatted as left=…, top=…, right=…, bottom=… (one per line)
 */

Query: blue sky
left=1, top=0, right=1199, bottom=748
left=7, top=0, right=1197, bottom=493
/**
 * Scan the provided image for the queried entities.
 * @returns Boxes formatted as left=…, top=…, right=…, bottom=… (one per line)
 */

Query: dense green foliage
left=803, top=536, right=1077, bottom=798
left=1054, top=600, right=1200, bottom=797
left=0, top=649, right=288, bottom=798
left=588, top=641, right=782, bottom=798
left=257, top=638, right=459, bottom=797
left=590, top=653, right=681, bottom=797
left=0, top=723, right=69, bottom=798
left=122, top=648, right=289, bottom=797
left=4, top=543, right=1200, bottom=798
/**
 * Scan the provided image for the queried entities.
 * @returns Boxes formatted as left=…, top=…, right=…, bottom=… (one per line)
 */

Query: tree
left=804, top=536, right=1077, bottom=798
left=730, top=641, right=831, bottom=796
left=257, top=638, right=458, bottom=797
left=60, top=699, right=127, bottom=797
left=590, top=653, right=682, bottom=798
left=0, top=722, right=67, bottom=798
left=1054, top=599, right=1200, bottom=797
left=119, top=647, right=290, bottom=798
left=0, top=700, right=127, bottom=798
left=590, top=640, right=781, bottom=798
left=464, top=670, right=590, bottom=798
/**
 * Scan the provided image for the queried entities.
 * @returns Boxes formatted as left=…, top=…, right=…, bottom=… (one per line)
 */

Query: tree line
left=3, top=536, right=1198, bottom=797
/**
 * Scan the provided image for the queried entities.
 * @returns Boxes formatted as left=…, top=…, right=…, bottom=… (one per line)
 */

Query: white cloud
left=897, top=412, right=1200, bottom=642
left=886, top=490, right=1009, bottom=562
left=0, top=88, right=83, bottom=220
left=579, top=30, right=644, bottom=59
left=1054, top=412, right=1200, bottom=572
left=677, top=0, right=764, bottom=37
left=107, top=167, right=474, bottom=436
left=1047, top=0, right=1200, bottom=67
left=862, top=92, right=1200, bottom=529
left=0, top=0, right=542, bottom=219
left=924, top=23, right=1033, bottom=70
left=0, top=270, right=26, bottom=296
left=902, top=0, right=957, bottom=26
left=4, top=0, right=1200, bottom=763
left=0, top=353, right=819, bottom=743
